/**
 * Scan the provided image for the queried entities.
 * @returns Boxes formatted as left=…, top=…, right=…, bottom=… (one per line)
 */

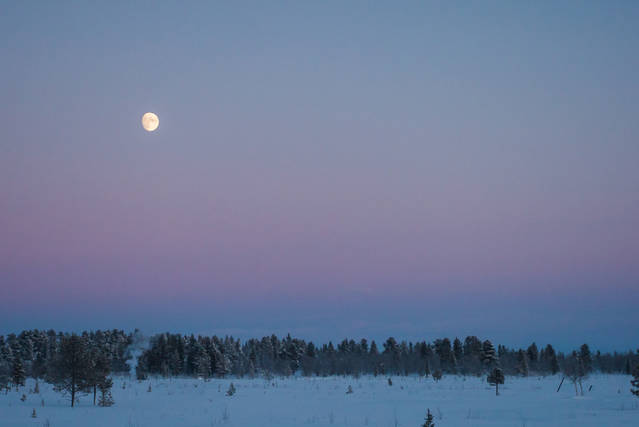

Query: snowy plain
left=1, top=374, right=637, bottom=427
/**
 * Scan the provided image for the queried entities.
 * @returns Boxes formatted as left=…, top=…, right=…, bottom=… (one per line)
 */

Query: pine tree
left=630, top=365, right=639, bottom=397
left=97, top=378, right=114, bottom=407
left=422, top=408, right=435, bottom=427
left=46, top=334, right=91, bottom=407
left=487, top=367, right=505, bottom=396
left=12, top=357, right=26, bottom=389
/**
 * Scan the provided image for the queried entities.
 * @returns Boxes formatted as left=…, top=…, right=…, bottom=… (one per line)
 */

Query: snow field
left=1, top=374, right=637, bottom=427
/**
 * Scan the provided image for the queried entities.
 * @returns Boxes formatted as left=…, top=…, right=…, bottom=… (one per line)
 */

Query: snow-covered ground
left=2, top=374, right=637, bottom=426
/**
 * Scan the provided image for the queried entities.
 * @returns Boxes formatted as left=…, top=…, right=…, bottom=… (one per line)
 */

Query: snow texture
left=2, top=374, right=637, bottom=426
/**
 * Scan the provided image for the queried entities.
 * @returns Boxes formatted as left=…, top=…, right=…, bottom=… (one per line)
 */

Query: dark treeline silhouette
left=133, top=333, right=638, bottom=381
left=1, top=330, right=637, bottom=397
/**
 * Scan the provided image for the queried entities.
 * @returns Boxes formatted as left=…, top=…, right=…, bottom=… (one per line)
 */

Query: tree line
left=1, top=329, right=638, bottom=405
left=0, top=329, right=132, bottom=406
left=135, top=333, right=638, bottom=382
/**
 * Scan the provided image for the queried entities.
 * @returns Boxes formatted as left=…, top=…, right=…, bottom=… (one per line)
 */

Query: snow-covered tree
left=631, top=365, right=639, bottom=397
left=97, top=378, right=114, bottom=407
left=481, top=340, right=498, bottom=370
left=46, top=334, right=91, bottom=407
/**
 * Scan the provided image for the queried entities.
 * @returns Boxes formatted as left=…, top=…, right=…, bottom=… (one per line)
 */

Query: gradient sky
left=1, top=1, right=638, bottom=351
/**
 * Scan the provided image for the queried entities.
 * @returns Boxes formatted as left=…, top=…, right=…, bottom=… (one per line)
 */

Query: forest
left=1, top=329, right=638, bottom=406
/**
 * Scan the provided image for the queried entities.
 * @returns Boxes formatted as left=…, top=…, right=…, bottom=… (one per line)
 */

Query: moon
left=141, top=112, right=159, bottom=132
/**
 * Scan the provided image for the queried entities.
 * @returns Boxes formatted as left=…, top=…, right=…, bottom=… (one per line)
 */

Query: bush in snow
left=226, top=382, right=236, bottom=396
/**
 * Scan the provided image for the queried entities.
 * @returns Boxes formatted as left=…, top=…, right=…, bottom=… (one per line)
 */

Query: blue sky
left=1, top=1, right=638, bottom=351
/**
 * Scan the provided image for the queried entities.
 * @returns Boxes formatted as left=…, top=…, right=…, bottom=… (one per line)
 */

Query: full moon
left=141, top=112, right=159, bottom=132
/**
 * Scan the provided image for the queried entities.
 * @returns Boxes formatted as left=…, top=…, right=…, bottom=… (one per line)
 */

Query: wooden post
left=556, top=376, right=565, bottom=392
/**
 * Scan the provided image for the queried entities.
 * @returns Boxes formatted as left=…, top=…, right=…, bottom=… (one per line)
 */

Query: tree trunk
left=71, top=382, right=76, bottom=407
left=496, top=383, right=499, bottom=396
left=93, top=385, right=97, bottom=405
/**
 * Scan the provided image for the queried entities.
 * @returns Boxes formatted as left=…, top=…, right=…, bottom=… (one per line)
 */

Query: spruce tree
left=97, top=377, right=114, bottom=407
left=579, top=344, right=592, bottom=374
left=481, top=340, right=497, bottom=370
left=12, top=357, right=26, bottom=389
left=527, top=343, right=538, bottom=371
left=487, top=367, right=505, bottom=396
left=422, top=408, right=435, bottom=427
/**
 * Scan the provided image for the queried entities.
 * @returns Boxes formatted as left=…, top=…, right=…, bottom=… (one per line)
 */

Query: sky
left=1, top=1, right=638, bottom=352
